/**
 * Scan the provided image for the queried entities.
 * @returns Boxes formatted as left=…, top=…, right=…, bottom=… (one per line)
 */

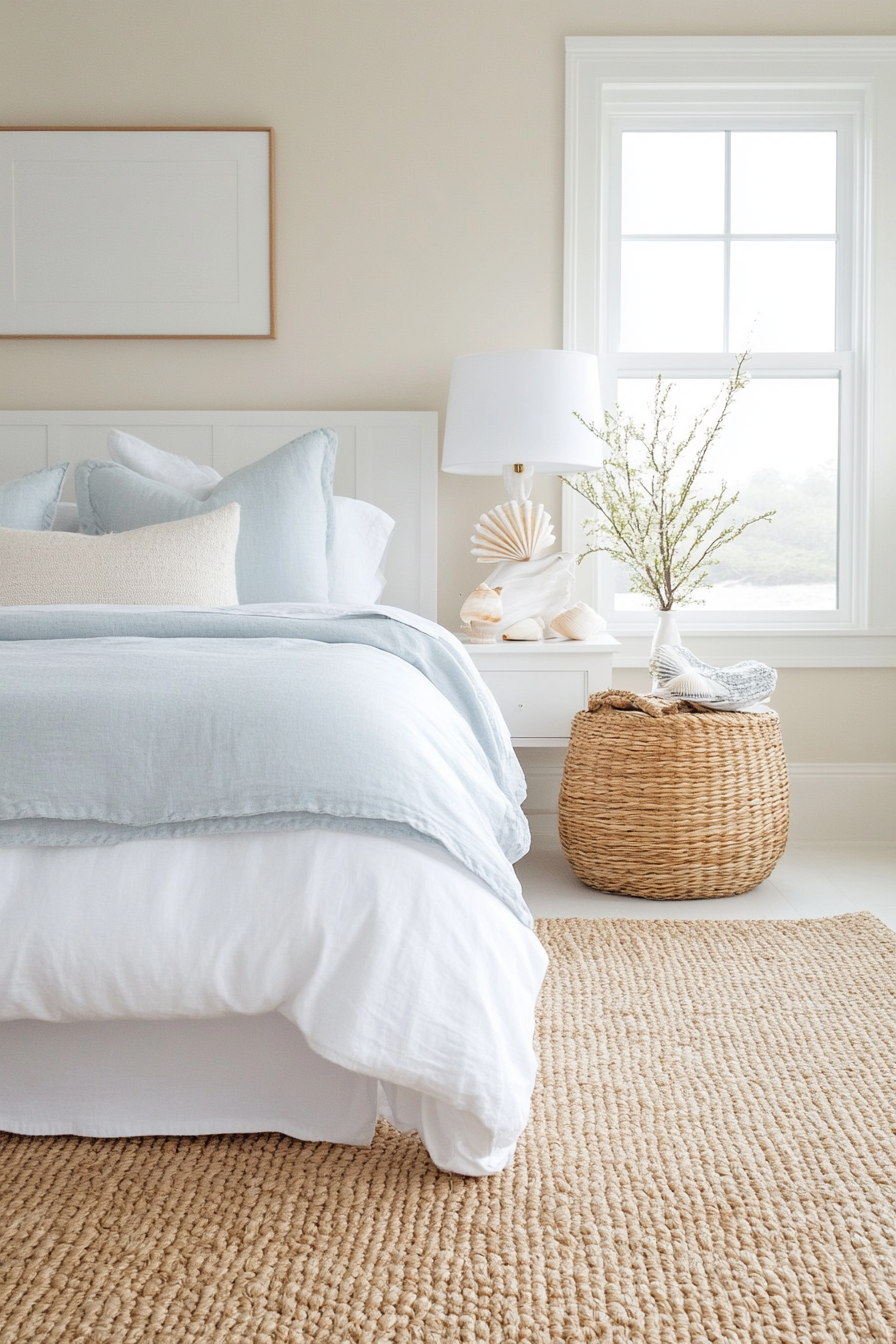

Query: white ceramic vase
left=650, top=609, right=683, bottom=689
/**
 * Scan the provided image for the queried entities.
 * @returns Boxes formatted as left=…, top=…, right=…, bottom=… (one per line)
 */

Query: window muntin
left=618, top=130, right=838, bottom=355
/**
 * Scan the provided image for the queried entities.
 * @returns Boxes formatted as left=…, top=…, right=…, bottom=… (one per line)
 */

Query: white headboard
left=0, top=409, right=438, bottom=619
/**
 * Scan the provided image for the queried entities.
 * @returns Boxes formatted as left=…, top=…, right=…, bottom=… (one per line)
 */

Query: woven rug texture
left=1, top=912, right=895, bottom=1343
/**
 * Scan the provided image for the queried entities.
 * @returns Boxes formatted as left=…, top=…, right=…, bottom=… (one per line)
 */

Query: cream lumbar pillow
left=0, top=504, right=241, bottom=607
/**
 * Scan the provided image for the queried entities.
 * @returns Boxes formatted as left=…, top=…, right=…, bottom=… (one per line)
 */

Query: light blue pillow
left=76, top=430, right=336, bottom=604
left=0, top=465, right=68, bottom=530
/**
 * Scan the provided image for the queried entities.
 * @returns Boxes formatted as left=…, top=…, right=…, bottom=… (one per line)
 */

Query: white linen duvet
left=0, top=829, right=547, bottom=1175
left=0, top=600, right=547, bottom=1175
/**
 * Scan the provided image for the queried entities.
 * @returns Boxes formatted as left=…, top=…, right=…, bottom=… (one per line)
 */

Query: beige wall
left=1, top=0, right=894, bottom=760
left=611, top=668, right=896, bottom=761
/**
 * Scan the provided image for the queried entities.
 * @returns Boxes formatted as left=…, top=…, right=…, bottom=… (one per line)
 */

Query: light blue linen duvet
left=0, top=606, right=532, bottom=927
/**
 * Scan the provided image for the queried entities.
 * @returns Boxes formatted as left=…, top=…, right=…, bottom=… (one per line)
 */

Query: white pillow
left=0, top=505, right=240, bottom=607
left=105, top=429, right=395, bottom=604
left=108, top=429, right=223, bottom=499
left=330, top=495, right=394, bottom=604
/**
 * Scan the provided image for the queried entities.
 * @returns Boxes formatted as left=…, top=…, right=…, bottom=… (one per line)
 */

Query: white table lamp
left=442, top=348, right=602, bottom=502
left=443, top=349, right=604, bottom=641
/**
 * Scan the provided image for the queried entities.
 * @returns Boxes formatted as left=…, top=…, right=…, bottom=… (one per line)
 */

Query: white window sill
left=610, top=628, right=896, bottom=668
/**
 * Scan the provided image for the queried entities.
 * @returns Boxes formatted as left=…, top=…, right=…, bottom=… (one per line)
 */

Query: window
left=615, top=128, right=841, bottom=613
left=563, top=39, right=896, bottom=661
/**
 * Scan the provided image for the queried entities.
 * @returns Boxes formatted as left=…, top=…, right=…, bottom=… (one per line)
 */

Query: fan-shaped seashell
left=663, top=670, right=728, bottom=702
left=460, top=582, right=503, bottom=627
left=471, top=500, right=555, bottom=563
left=550, top=602, right=607, bottom=641
left=502, top=617, right=545, bottom=641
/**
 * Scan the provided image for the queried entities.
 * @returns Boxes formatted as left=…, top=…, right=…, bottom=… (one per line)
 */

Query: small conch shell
left=468, top=619, right=500, bottom=644
left=471, top=501, right=555, bottom=563
left=663, top=670, right=727, bottom=702
left=550, top=602, right=607, bottom=641
left=460, top=582, right=503, bottom=627
left=502, top=616, right=545, bottom=641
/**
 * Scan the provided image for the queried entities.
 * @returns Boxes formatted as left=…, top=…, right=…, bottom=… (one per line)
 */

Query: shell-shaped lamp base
left=472, top=500, right=554, bottom=563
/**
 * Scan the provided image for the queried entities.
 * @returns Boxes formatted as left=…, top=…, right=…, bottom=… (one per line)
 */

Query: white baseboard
left=521, top=761, right=896, bottom=847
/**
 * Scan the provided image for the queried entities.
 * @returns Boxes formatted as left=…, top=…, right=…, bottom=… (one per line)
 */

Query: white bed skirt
left=0, top=829, right=546, bottom=1175
left=0, top=1013, right=378, bottom=1143
left=0, top=1012, right=501, bottom=1167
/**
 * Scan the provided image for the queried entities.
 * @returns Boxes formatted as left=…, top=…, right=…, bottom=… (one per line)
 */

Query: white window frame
left=564, top=38, right=896, bottom=668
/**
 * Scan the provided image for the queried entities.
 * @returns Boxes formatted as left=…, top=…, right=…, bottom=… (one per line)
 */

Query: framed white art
left=0, top=128, right=274, bottom=338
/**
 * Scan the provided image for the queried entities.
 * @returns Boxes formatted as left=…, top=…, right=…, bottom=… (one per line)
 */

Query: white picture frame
left=0, top=127, right=274, bottom=338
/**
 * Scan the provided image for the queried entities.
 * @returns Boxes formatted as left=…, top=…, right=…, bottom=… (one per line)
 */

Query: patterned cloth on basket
left=649, top=643, right=777, bottom=712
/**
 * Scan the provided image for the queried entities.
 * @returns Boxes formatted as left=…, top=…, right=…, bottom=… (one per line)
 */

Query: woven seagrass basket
left=559, top=689, right=789, bottom=899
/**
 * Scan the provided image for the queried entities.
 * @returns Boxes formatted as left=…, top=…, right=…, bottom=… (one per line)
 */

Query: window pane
left=729, top=242, right=836, bottom=352
left=731, top=132, right=837, bottom=235
left=621, top=132, right=725, bottom=234
left=613, top=377, right=839, bottom=611
left=621, top=242, right=723, bottom=352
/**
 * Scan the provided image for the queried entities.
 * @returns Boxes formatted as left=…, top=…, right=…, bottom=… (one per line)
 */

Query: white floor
left=519, top=841, right=896, bottom=930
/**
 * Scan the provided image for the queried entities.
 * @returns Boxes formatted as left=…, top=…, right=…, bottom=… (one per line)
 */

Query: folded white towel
left=650, top=644, right=777, bottom=712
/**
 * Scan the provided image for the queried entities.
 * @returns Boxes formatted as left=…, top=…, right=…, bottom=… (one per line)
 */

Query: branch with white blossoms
left=562, top=353, right=774, bottom=612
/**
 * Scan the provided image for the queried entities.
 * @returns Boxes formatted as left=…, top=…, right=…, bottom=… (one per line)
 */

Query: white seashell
left=460, top=582, right=503, bottom=627
left=662, top=670, right=728, bottom=702
left=468, top=619, right=500, bottom=644
left=502, top=617, right=545, bottom=641
left=550, top=602, right=607, bottom=641
left=471, top=500, right=555, bottom=563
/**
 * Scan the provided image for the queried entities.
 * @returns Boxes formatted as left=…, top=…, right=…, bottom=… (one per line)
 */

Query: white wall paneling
left=0, top=410, right=438, bottom=619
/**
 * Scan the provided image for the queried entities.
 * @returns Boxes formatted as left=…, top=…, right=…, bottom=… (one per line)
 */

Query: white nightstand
left=464, top=635, right=619, bottom=746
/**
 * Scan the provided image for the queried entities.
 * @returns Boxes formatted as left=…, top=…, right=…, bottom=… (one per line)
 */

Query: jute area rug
left=2, top=913, right=895, bottom=1344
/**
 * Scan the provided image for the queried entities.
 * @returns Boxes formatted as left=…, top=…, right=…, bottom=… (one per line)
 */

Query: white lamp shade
left=441, top=349, right=603, bottom=475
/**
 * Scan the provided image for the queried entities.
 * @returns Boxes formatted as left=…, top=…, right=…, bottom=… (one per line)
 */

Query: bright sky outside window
left=614, top=130, right=840, bottom=612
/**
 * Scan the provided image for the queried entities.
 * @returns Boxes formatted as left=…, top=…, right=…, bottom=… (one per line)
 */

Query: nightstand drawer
left=480, top=670, right=588, bottom=740
left=465, top=635, right=617, bottom=745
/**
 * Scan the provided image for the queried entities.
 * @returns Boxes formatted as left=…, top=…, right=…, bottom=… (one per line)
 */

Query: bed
left=0, top=411, right=547, bottom=1177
